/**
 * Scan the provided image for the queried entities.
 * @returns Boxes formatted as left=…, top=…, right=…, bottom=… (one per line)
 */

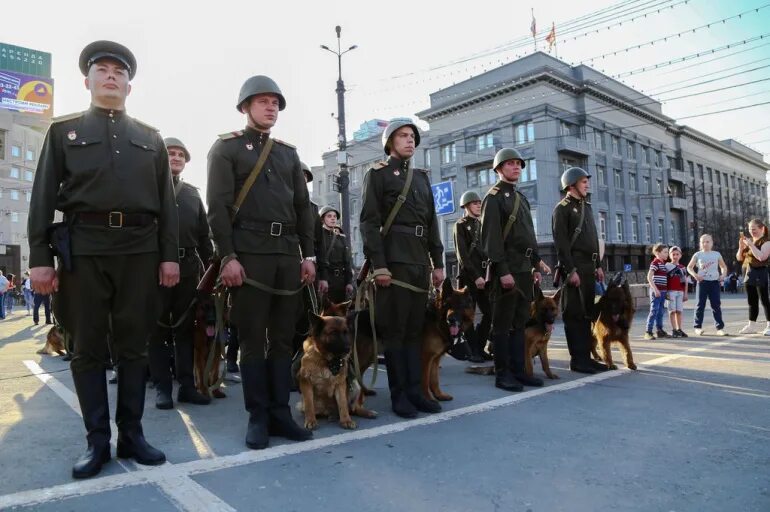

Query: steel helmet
left=460, top=190, right=482, bottom=207
left=493, top=148, right=526, bottom=170
left=319, top=205, right=340, bottom=219
left=164, top=137, right=190, bottom=162
left=300, top=161, right=313, bottom=182
left=560, top=167, right=591, bottom=192
left=382, top=119, right=421, bottom=155
left=236, top=75, right=286, bottom=112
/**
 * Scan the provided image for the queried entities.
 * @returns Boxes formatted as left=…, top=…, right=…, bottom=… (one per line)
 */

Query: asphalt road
left=0, top=293, right=768, bottom=511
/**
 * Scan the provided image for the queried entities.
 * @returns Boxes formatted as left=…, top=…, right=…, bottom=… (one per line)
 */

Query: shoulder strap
left=230, top=138, right=274, bottom=222
left=381, top=165, right=413, bottom=236
left=323, top=229, right=339, bottom=263
left=501, top=191, right=522, bottom=241
left=173, top=179, right=184, bottom=198
left=569, top=199, right=585, bottom=248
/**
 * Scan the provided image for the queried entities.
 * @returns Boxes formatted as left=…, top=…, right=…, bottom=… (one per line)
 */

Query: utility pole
left=321, top=26, right=357, bottom=235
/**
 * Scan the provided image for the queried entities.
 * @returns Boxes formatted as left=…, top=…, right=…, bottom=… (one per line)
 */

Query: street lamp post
left=321, top=26, right=358, bottom=235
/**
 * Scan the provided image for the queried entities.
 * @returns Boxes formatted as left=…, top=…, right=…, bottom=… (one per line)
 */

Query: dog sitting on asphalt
left=37, top=325, right=66, bottom=356
left=592, top=273, right=637, bottom=370
left=524, top=285, right=562, bottom=380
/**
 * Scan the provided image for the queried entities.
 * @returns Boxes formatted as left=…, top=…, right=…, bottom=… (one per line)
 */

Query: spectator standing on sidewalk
left=736, top=218, right=770, bottom=335
left=644, top=244, right=670, bottom=340
left=0, top=271, right=8, bottom=319
left=22, top=271, right=34, bottom=315
left=687, top=234, right=728, bottom=336
left=667, top=246, right=688, bottom=338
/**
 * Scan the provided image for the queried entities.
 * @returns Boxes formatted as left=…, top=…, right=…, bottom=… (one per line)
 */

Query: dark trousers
left=746, top=284, right=770, bottom=322
left=463, top=275, right=492, bottom=344
left=148, top=273, right=198, bottom=388
left=490, top=271, right=533, bottom=334
left=325, top=273, right=348, bottom=304
left=694, top=280, right=724, bottom=329
left=562, top=266, right=596, bottom=361
left=231, top=253, right=301, bottom=363
left=375, top=263, right=430, bottom=349
left=33, top=293, right=51, bottom=324
left=57, top=253, right=159, bottom=373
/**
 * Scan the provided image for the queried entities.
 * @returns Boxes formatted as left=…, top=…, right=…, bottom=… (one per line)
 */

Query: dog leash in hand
left=156, top=297, right=198, bottom=329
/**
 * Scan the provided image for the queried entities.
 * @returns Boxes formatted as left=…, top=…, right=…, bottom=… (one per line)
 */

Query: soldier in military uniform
left=360, top=119, right=445, bottom=418
left=207, top=76, right=315, bottom=449
left=551, top=167, right=608, bottom=374
left=453, top=190, right=491, bottom=363
left=28, top=41, right=178, bottom=478
left=149, top=138, right=213, bottom=409
left=481, top=148, right=551, bottom=391
left=317, top=205, right=353, bottom=304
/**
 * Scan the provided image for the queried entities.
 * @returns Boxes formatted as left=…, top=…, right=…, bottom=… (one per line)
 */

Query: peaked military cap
left=79, top=40, right=137, bottom=80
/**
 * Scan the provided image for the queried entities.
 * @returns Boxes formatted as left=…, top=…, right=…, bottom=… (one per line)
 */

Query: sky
left=3, top=0, right=769, bottom=194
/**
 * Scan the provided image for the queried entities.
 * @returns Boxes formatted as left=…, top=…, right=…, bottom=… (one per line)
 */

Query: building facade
left=313, top=52, right=769, bottom=277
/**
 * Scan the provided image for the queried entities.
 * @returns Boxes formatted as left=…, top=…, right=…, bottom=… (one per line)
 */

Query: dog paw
left=212, top=389, right=226, bottom=399
left=304, top=419, right=318, bottom=430
left=608, top=363, right=618, bottom=370
left=627, top=363, right=638, bottom=370
left=435, top=393, right=453, bottom=401
left=548, top=373, right=560, bottom=379
left=339, top=419, right=357, bottom=430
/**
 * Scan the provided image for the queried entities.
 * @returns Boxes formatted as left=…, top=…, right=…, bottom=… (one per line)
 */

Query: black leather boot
left=72, top=369, right=111, bottom=479
left=175, top=340, right=211, bottom=405
left=115, top=360, right=166, bottom=465
left=405, top=344, right=441, bottom=413
left=466, top=327, right=485, bottom=363
left=564, top=320, right=598, bottom=374
left=240, top=359, right=269, bottom=449
left=493, top=331, right=522, bottom=391
left=267, top=357, right=312, bottom=441
left=510, top=329, right=543, bottom=387
left=149, top=333, right=173, bottom=409
left=384, top=348, right=418, bottom=418
left=154, top=379, right=173, bottom=410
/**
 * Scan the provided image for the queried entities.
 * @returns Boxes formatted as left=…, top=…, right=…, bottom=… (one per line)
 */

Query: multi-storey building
left=313, top=52, right=769, bottom=277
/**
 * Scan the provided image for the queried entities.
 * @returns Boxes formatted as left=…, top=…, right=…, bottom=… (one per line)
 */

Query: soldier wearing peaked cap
left=148, top=138, right=213, bottom=410
left=28, top=40, right=178, bottom=478
left=317, top=205, right=353, bottom=304
left=481, top=148, right=551, bottom=392
left=207, top=75, right=315, bottom=450
left=360, top=119, right=445, bottom=418
left=551, top=167, right=608, bottom=375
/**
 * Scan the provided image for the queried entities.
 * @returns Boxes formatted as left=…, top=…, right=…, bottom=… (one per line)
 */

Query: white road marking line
left=2, top=337, right=750, bottom=511
left=176, top=408, right=216, bottom=459
left=155, top=474, right=236, bottom=512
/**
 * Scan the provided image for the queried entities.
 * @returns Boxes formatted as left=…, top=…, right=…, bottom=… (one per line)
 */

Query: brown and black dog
left=421, top=279, right=476, bottom=402
left=193, top=294, right=227, bottom=399
left=37, top=325, right=66, bottom=356
left=524, top=285, right=562, bottom=380
left=592, top=273, right=637, bottom=370
left=298, top=313, right=377, bottom=430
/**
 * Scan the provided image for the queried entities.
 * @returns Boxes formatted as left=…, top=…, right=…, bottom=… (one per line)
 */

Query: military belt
left=234, top=220, right=296, bottom=236
left=74, top=211, right=156, bottom=229
left=574, top=251, right=598, bottom=262
left=178, top=247, right=196, bottom=259
left=390, top=224, right=425, bottom=237
left=329, top=267, right=345, bottom=277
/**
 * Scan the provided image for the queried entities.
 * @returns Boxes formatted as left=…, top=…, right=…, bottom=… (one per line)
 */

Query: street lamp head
left=320, top=45, right=330, bottom=51
left=336, top=25, right=341, bottom=36
left=349, top=45, right=358, bottom=51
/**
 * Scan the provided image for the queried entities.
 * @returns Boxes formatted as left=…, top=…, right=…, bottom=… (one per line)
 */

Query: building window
left=441, top=142, right=456, bottom=164
left=613, top=169, right=623, bottom=188
left=688, top=161, right=694, bottom=177
left=715, top=171, right=721, bottom=186
left=10, top=189, right=19, bottom=200
left=629, top=173, right=637, bottom=192
left=616, top=214, right=624, bottom=242
left=11, top=145, right=21, bottom=158
left=594, top=130, right=605, bottom=151
left=697, top=164, right=704, bottom=180
left=658, top=219, right=665, bottom=241
left=731, top=175, right=736, bottom=188
left=24, top=170, right=33, bottom=181
left=626, top=140, right=635, bottom=160
left=10, top=167, right=19, bottom=179
left=641, top=147, right=648, bottom=164
left=655, top=150, right=662, bottom=167
left=597, top=165, right=606, bottom=186
left=599, top=212, right=607, bottom=240
left=526, top=159, right=537, bottom=181
left=515, top=121, right=534, bottom=144
left=424, top=150, right=431, bottom=168
left=560, top=121, right=580, bottom=137
left=706, top=167, right=712, bottom=182
left=353, top=227, right=359, bottom=244
left=11, top=212, right=19, bottom=223
left=25, top=191, right=31, bottom=203
left=642, top=176, right=650, bottom=194
left=479, top=168, right=490, bottom=187
left=670, top=220, right=676, bottom=245
left=477, top=133, right=494, bottom=150
left=466, top=169, right=478, bottom=188
left=445, top=221, right=455, bottom=250
left=656, top=179, right=663, bottom=194
left=0, top=131, right=5, bottom=160
left=717, top=195, right=722, bottom=209
left=631, top=215, right=639, bottom=242
left=25, top=149, right=35, bottom=161
left=611, top=136, right=620, bottom=155
left=645, top=218, right=652, bottom=242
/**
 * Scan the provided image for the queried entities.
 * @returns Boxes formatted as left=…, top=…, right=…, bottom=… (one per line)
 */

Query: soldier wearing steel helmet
left=148, top=137, right=213, bottom=410
left=317, top=205, right=353, bottom=304
left=207, top=75, right=315, bottom=449
left=360, top=119, right=445, bottom=418
left=480, top=148, right=551, bottom=391
left=453, top=190, right=491, bottom=363
left=551, top=167, right=608, bottom=374
left=28, top=40, right=178, bottom=478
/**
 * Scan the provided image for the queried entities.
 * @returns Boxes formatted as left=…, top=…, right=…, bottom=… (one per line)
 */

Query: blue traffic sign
left=432, top=181, right=455, bottom=216
left=623, top=263, right=632, bottom=272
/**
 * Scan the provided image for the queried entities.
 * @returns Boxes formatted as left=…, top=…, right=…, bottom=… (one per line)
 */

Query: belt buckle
left=525, top=248, right=533, bottom=257
left=334, top=269, right=341, bottom=276
left=481, top=260, right=488, bottom=268
left=415, top=225, right=424, bottom=237
left=592, top=252, right=598, bottom=261
left=108, top=211, right=124, bottom=228
left=270, top=222, right=283, bottom=237
left=178, top=248, right=186, bottom=259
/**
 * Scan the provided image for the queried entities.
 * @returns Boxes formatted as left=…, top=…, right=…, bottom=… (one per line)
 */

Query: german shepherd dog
left=193, top=293, right=227, bottom=399
left=298, top=313, right=377, bottom=430
left=421, top=279, right=476, bottom=402
left=592, top=273, right=637, bottom=370
left=37, top=325, right=66, bottom=356
left=524, top=285, right=562, bottom=379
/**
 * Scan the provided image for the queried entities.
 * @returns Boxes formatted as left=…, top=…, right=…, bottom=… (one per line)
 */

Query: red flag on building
left=545, top=22, right=557, bottom=50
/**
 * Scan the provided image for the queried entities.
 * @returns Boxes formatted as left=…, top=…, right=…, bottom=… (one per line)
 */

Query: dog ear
left=533, top=283, right=544, bottom=301
left=441, top=277, right=454, bottom=297
left=551, top=288, right=562, bottom=303
left=308, top=311, right=325, bottom=336
left=339, top=300, right=352, bottom=313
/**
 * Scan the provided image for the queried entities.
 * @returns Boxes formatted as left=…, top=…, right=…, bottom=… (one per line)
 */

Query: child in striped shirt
left=645, top=244, right=671, bottom=340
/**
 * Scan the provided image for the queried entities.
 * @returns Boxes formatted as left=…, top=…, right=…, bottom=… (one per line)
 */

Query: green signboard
left=0, top=43, right=51, bottom=78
